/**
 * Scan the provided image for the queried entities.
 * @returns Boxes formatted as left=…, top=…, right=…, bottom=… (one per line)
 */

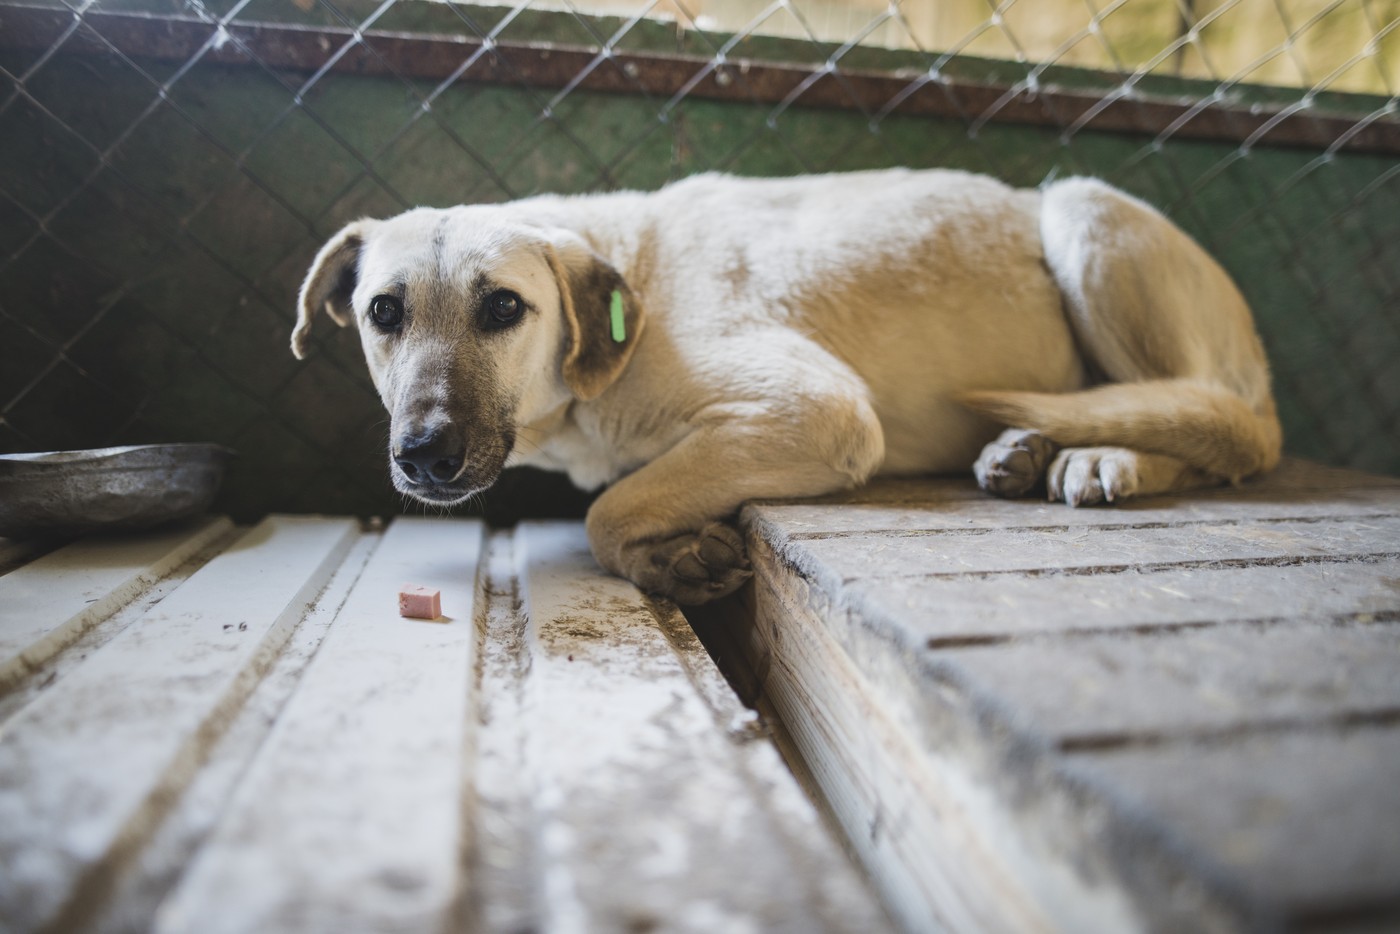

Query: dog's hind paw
left=974, top=429, right=1060, bottom=498
left=1047, top=447, right=1142, bottom=507
left=644, top=522, right=752, bottom=605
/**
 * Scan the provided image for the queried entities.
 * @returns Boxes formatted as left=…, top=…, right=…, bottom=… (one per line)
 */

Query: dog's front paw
left=637, top=522, right=752, bottom=605
left=974, top=428, right=1060, bottom=498
left=1047, top=447, right=1141, bottom=507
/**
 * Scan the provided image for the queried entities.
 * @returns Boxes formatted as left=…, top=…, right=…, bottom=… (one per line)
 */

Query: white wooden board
left=0, top=516, right=357, bottom=932
left=0, top=517, right=232, bottom=687
left=157, top=518, right=485, bottom=934
left=515, top=522, right=889, bottom=934
left=0, top=516, right=889, bottom=933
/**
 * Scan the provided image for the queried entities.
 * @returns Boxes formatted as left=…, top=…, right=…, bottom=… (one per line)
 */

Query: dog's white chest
left=511, top=414, right=620, bottom=492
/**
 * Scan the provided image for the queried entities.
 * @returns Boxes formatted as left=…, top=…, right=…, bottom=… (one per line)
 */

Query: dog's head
left=291, top=207, right=645, bottom=504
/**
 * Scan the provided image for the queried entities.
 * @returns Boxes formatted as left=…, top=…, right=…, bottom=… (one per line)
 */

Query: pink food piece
left=398, top=584, right=442, bottom=620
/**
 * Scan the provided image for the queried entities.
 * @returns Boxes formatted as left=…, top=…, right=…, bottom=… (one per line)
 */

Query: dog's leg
left=1046, top=447, right=1211, bottom=507
left=961, top=178, right=1282, bottom=503
left=585, top=401, right=885, bottom=604
left=973, top=428, right=1061, bottom=498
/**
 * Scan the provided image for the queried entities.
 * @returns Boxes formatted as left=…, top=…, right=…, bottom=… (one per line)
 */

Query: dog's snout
left=393, top=431, right=465, bottom=485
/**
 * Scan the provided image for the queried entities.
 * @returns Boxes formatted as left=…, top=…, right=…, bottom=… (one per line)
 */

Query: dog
left=292, top=169, right=1282, bottom=604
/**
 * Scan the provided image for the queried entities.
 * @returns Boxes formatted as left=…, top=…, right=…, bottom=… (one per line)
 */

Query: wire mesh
left=1, top=0, right=1397, bottom=522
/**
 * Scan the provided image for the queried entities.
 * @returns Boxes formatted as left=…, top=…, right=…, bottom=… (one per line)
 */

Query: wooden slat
left=642, top=577, right=895, bottom=933
left=936, top=622, right=1400, bottom=741
left=1081, top=727, right=1400, bottom=923
left=853, top=558, right=1400, bottom=643
left=0, top=517, right=232, bottom=687
left=91, top=531, right=383, bottom=933
left=741, top=537, right=1251, bottom=932
left=156, top=518, right=484, bottom=934
left=780, top=515, right=1400, bottom=584
left=751, top=485, right=1400, bottom=537
left=734, top=463, right=1400, bottom=931
left=749, top=459, right=1400, bottom=538
left=0, top=517, right=893, bottom=931
left=515, top=522, right=892, bottom=933
left=742, top=539, right=1145, bottom=934
left=750, top=459, right=1400, bottom=515
left=0, top=516, right=358, bottom=932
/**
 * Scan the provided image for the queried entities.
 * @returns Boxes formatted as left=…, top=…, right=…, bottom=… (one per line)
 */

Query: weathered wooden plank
left=740, top=538, right=1149, bottom=934
left=156, top=518, right=483, bottom=934
left=515, top=522, right=894, bottom=934
left=0, top=516, right=359, bottom=932
left=0, top=517, right=233, bottom=687
left=749, top=459, right=1399, bottom=518
left=748, top=459, right=1400, bottom=538
left=90, top=532, right=382, bottom=934
left=1078, top=727, right=1400, bottom=925
left=935, top=622, right=1400, bottom=742
left=735, top=462, right=1400, bottom=932
left=751, top=485, right=1400, bottom=537
left=850, top=557, right=1400, bottom=644
left=644, top=588, right=894, bottom=933
left=778, top=515, right=1400, bottom=585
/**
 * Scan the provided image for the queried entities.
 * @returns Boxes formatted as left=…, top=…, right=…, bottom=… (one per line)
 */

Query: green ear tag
left=609, top=289, right=626, bottom=343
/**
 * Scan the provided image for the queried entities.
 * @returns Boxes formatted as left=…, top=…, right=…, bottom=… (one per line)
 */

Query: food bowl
left=0, top=444, right=235, bottom=539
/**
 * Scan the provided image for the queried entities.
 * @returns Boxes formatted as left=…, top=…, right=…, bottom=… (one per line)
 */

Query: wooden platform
left=0, top=519, right=889, bottom=933
left=4, top=459, right=1398, bottom=933
left=689, top=459, right=1400, bottom=933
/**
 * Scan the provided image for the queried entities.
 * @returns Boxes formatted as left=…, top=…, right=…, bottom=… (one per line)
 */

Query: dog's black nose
left=394, top=432, right=465, bottom=485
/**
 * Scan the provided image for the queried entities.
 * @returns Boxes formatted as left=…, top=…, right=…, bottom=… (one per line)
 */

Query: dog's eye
left=484, top=290, right=524, bottom=328
left=369, top=295, right=404, bottom=331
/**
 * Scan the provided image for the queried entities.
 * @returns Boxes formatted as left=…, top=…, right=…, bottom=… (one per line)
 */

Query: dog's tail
left=957, top=379, right=1282, bottom=484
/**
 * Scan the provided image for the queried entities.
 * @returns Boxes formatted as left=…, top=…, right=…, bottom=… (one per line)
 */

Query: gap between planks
left=924, top=607, right=1400, bottom=650
left=838, top=550, right=1400, bottom=584
left=1054, top=706, right=1400, bottom=754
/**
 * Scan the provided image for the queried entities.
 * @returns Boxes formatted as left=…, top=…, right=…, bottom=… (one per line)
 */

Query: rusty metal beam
left=2, top=4, right=1397, bottom=155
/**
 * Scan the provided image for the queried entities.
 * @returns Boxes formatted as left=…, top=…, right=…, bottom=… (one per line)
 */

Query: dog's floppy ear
left=544, top=231, right=646, bottom=401
left=291, top=219, right=373, bottom=360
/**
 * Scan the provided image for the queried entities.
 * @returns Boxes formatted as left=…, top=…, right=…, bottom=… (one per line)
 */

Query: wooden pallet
left=6, top=458, right=1397, bottom=933
left=691, top=459, right=1400, bottom=933
left=0, top=518, right=889, bottom=933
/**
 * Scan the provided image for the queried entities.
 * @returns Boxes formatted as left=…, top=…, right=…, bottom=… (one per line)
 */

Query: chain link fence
left=1, top=0, right=1397, bottom=522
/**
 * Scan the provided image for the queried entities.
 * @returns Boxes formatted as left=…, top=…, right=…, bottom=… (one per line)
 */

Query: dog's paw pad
left=1048, top=448, right=1142, bottom=507
left=648, top=523, right=752, bottom=604
left=974, top=428, right=1060, bottom=498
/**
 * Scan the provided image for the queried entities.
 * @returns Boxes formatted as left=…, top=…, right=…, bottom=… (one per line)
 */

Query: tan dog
left=292, top=169, right=1281, bottom=604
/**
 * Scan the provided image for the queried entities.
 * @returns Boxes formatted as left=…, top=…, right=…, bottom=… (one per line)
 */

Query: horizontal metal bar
left=2, top=5, right=1397, bottom=155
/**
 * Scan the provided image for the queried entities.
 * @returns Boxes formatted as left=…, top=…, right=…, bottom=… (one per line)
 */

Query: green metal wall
left=2, top=4, right=1396, bottom=522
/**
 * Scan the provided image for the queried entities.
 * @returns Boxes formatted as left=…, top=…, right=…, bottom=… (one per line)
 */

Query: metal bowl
left=0, top=444, right=235, bottom=539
